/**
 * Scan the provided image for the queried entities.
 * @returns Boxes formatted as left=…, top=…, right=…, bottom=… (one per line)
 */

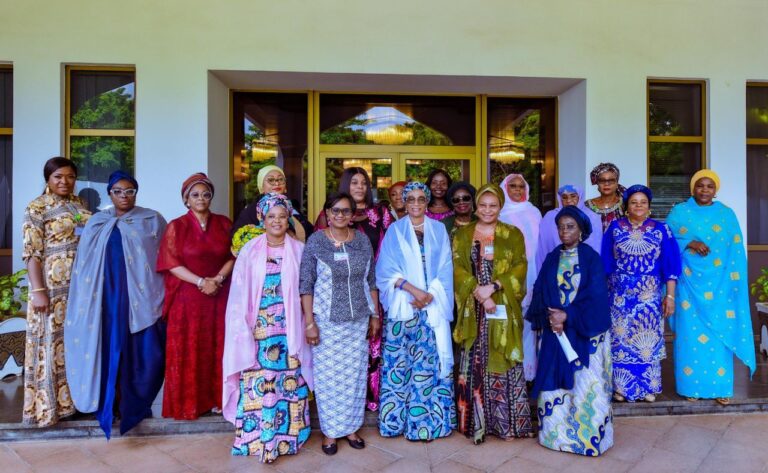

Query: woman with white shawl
left=499, top=174, right=542, bottom=381
left=376, top=181, right=456, bottom=441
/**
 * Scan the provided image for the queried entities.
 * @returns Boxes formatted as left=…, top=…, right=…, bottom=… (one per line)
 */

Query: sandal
left=613, top=393, right=625, bottom=402
left=686, top=397, right=698, bottom=402
left=716, top=398, right=731, bottom=406
left=644, top=394, right=656, bottom=403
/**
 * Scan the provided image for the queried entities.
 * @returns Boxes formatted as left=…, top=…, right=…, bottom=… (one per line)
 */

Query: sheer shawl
left=376, top=216, right=454, bottom=377
left=65, top=206, right=167, bottom=412
left=222, top=234, right=313, bottom=423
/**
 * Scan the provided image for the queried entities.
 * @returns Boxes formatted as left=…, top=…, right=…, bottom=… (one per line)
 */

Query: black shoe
left=346, top=436, right=365, bottom=449
left=321, top=442, right=338, bottom=455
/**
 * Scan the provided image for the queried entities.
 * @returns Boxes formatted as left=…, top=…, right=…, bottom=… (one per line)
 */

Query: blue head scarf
left=107, top=170, right=138, bottom=193
left=402, top=181, right=431, bottom=202
left=622, top=184, right=653, bottom=209
left=256, top=192, right=293, bottom=228
left=555, top=205, right=593, bottom=242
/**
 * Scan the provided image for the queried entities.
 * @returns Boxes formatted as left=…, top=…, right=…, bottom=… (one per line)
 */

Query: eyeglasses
left=557, top=223, right=578, bottom=231
left=265, top=177, right=286, bottom=186
left=189, top=191, right=213, bottom=201
left=451, top=195, right=472, bottom=204
left=597, top=178, right=617, bottom=185
left=329, top=207, right=353, bottom=217
left=265, top=214, right=289, bottom=222
left=110, top=188, right=137, bottom=197
left=507, top=184, right=526, bottom=190
left=405, top=196, right=428, bottom=205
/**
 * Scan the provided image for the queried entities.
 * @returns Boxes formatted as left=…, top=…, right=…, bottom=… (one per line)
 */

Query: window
left=747, top=83, right=768, bottom=245
left=0, top=65, right=12, bottom=252
left=647, top=80, right=706, bottom=218
left=65, top=66, right=135, bottom=212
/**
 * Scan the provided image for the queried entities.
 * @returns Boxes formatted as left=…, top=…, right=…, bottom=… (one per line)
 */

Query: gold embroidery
left=712, top=224, right=722, bottom=232
left=726, top=310, right=736, bottom=319
left=683, top=366, right=693, bottom=376
left=682, top=300, right=691, bottom=310
left=734, top=234, right=741, bottom=243
left=713, top=258, right=722, bottom=267
left=717, top=367, right=726, bottom=376
left=730, top=272, right=740, bottom=281
left=698, top=334, right=709, bottom=344
left=704, top=292, right=714, bottom=300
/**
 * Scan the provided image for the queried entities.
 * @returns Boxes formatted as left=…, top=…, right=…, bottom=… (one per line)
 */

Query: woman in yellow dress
left=22, top=157, right=91, bottom=427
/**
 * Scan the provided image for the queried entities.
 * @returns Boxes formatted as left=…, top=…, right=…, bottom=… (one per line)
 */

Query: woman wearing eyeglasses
left=300, top=192, right=379, bottom=455
left=156, top=173, right=235, bottom=420
left=585, top=162, right=625, bottom=233
left=441, top=181, right=477, bottom=240
left=65, top=171, right=166, bottom=438
left=231, top=165, right=313, bottom=243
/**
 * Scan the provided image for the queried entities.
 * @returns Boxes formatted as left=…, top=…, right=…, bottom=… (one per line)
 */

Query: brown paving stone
left=314, top=457, right=373, bottom=472
left=653, top=423, right=722, bottom=460
left=431, top=458, right=485, bottom=473
left=377, top=457, right=431, bottom=473
left=423, top=432, right=471, bottom=465
left=696, top=439, right=768, bottom=473
left=516, top=443, right=575, bottom=469
left=81, top=437, right=189, bottom=473
left=149, top=433, right=211, bottom=453
left=606, top=425, right=658, bottom=463
left=627, top=446, right=701, bottom=473
left=563, top=454, right=632, bottom=473
left=10, top=445, right=116, bottom=473
left=329, top=442, right=400, bottom=471
left=615, top=414, right=679, bottom=432
left=677, top=413, right=736, bottom=432
left=264, top=449, right=331, bottom=473
left=0, top=444, right=33, bottom=472
left=163, top=436, right=260, bottom=473
left=447, top=436, right=530, bottom=471
left=364, top=432, right=428, bottom=461
left=493, top=456, right=554, bottom=473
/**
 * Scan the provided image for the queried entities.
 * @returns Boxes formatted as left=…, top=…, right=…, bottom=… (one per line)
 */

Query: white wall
left=2, top=0, right=767, bottom=268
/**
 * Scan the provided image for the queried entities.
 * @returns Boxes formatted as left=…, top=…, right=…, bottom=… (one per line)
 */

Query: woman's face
left=325, top=197, right=353, bottom=230
left=596, top=171, right=618, bottom=197
left=451, top=188, right=473, bottom=217
left=429, top=173, right=449, bottom=200
left=627, top=192, right=649, bottom=222
left=262, top=170, right=286, bottom=194
left=560, top=191, right=579, bottom=207
left=48, top=166, right=77, bottom=197
left=264, top=206, right=289, bottom=239
left=186, top=183, right=212, bottom=213
left=405, top=189, right=427, bottom=219
left=476, top=192, right=501, bottom=224
left=506, top=176, right=526, bottom=203
left=388, top=184, right=405, bottom=211
left=109, top=179, right=137, bottom=214
left=693, top=177, right=716, bottom=206
left=349, top=173, right=368, bottom=205
left=557, top=215, right=581, bottom=249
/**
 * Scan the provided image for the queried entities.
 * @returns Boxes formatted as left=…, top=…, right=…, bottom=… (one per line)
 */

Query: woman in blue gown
left=65, top=171, right=166, bottom=438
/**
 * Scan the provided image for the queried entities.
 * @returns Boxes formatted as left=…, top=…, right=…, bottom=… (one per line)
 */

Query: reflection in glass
left=404, top=159, right=468, bottom=184
left=232, top=93, right=309, bottom=217
left=69, top=70, right=135, bottom=130
left=747, top=86, right=768, bottom=139
left=0, top=136, right=11, bottom=248
left=0, top=68, right=12, bottom=128
left=320, top=94, right=475, bottom=146
left=325, top=158, right=392, bottom=203
left=747, top=145, right=768, bottom=244
left=487, top=98, right=557, bottom=211
left=648, top=142, right=702, bottom=219
left=70, top=136, right=134, bottom=212
left=648, top=83, right=702, bottom=137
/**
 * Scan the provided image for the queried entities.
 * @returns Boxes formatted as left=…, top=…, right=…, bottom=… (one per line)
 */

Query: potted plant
left=0, top=269, right=28, bottom=379
left=751, top=268, right=768, bottom=357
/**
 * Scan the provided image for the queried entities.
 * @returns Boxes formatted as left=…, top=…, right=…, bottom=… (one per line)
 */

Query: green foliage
left=70, top=87, right=135, bottom=181
left=0, top=269, right=28, bottom=319
left=751, top=268, right=768, bottom=302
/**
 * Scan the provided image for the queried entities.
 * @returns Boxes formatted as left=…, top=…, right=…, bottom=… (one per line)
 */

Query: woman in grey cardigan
left=300, top=192, right=380, bottom=456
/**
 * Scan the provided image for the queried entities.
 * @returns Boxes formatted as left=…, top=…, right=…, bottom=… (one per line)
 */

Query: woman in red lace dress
left=158, top=173, right=235, bottom=419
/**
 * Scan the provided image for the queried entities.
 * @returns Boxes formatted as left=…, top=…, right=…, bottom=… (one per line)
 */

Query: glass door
left=317, top=152, right=395, bottom=212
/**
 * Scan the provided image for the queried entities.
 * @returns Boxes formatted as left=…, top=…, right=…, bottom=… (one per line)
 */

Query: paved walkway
left=2, top=413, right=768, bottom=473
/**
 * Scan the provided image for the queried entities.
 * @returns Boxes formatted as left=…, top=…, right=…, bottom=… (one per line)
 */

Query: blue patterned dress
left=538, top=247, right=613, bottom=456
left=602, top=218, right=681, bottom=401
left=379, top=232, right=457, bottom=440
left=232, top=249, right=311, bottom=462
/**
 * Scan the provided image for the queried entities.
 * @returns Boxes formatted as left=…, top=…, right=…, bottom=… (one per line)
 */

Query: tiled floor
left=3, top=413, right=768, bottom=473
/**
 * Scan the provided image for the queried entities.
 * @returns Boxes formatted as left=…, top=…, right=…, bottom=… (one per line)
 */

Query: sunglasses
left=597, top=178, right=617, bottom=185
left=405, top=196, right=428, bottom=205
left=329, top=207, right=353, bottom=216
left=110, top=188, right=137, bottom=197
left=451, top=195, right=472, bottom=204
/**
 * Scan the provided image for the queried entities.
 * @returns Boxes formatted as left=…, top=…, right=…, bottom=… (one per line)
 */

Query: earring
left=44, top=184, right=52, bottom=195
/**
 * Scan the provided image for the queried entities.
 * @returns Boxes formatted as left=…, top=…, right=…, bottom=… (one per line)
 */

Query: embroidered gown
left=602, top=218, right=680, bottom=401
left=231, top=246, right=311, bottom=461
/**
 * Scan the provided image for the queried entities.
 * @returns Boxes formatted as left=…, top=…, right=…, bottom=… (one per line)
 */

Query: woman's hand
left=662, top=296, right=675, bottom=318
left=687, top=240, right=710, bottom=257
left=473, top=284, right=495, bottom=303
left=29, top=292, right=49, bottom=315
left=408, top=288, right=434, bottom=309
left=482, top=298, right=496, bottom=314
left=200, top=278, right=219, bottom=296
left=305, top=324, right=320, bottom=346
left=368, top=316, right=381, bottom=339
left=547, top=307, right=567, bottom=331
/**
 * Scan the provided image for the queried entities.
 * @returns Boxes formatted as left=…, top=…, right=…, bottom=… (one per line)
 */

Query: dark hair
left=339, top=167, right=373, bottom=208
left=425, top=168, right=452, bottom=205
left=43, top=157, right=78, bottom=182
left=445, top=181, right=477, bottom=211
left=323, top=192, right=357, bottom=214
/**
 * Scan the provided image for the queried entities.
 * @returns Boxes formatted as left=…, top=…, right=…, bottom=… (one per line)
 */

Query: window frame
left=0, top=63, right=12, bottom=254
left=746, top=81, right=768, bottom=249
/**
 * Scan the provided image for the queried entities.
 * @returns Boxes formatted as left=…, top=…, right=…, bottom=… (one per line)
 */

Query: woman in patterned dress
left=314, top=167, right=392, bottom=412
left=526, top=206, right=613, bottom=456
left=223, top=193, right=313, bottom=463
left=425, top=169, right=454, bottom=221
left=453, top=184, right=533, bottom=443
left=376, top=181, right=456, bottom=441
left=301, top=192, right=379, bottom=455
left=602, top=185, right=680, bottom=402
left=22, top=157, right=91, bottom=427
left=585, top=162, right=625, bottom=233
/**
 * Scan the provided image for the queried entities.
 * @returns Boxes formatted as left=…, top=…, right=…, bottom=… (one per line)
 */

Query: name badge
left=486, top=304, right=507, bottom=320
left=334, top=252, right=349, bottom=262
left=484, top=245, right=494, bottom=256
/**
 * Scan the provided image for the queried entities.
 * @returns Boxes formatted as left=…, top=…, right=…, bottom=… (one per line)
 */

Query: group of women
left=21, top=157, right=755, bottom=462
